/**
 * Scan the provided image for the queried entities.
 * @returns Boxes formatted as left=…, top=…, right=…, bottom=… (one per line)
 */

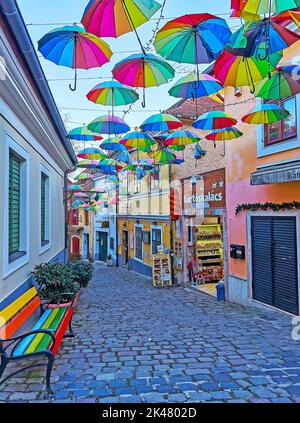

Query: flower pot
left=43, top=290, right=81, bottom=309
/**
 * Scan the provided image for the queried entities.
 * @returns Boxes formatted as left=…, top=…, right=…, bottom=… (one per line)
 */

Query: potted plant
left=31, top=262, right=80, bottom=309
left=68, top=260, right=94, bottom=289
left=107, top=254, right=114, bottom=267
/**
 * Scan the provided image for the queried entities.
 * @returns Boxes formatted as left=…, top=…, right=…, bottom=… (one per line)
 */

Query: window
left=110, top=237, right=114, bottom=250
left=9, top=152, right=21, bottom=258
left=151, top=227, right=162, bottom=255
left=134, top=175, right=141, bottom=194
left=135, top=225, right=143, bottom=260
left=150, top=169, right=161, bottom=191
left=265, top=97, right=297, bottom=146
left=84, top=210, right=89, bottom=226
left=41, top=172, right=50, bottom=246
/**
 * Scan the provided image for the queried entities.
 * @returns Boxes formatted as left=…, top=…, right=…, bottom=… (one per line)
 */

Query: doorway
left=83, top=233, right=90, bottom=259
left=251, top=216, right=299, bottom=315
left=122, top=230, right=129, bottom=266
left=96, top=231, right=108, bottom=262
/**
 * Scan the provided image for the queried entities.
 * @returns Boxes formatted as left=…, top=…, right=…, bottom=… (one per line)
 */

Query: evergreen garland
left=235, top=201, right=300, bottom=215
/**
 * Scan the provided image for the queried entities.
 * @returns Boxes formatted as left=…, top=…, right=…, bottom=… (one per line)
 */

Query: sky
left=18, top=0, right=234, bottom=132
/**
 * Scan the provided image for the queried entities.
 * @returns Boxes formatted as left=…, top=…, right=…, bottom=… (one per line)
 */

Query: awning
left=251, top=161, right=300, bottom=185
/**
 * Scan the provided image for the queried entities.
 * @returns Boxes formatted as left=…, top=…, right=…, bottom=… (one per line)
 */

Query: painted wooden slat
left=12, top=309, right=52, bottom=356
left=0, top=287, right=38, bottom=325
left=52, top=308, right=73, bottom=356
left=0, top=296, right=41, bottom=340
left=36, top=308, right=67, bottom=353
left=24, top=308, right=61, bottom=354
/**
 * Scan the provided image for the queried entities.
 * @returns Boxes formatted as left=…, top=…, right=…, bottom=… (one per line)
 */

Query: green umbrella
left=148, top=149, right=176, bottom=163
left=255, top=65, right=300, bottom=100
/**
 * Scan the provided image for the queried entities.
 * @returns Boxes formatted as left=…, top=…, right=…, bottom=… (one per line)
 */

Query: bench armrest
left=1, top=329, right=56, bottom=356
left=41, top=292, right=76, bottom=309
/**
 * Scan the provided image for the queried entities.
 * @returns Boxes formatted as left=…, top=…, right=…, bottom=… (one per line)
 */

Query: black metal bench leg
left=46, top=354, right=55, bottom=396
left=64, top=317, right=75, bottom=338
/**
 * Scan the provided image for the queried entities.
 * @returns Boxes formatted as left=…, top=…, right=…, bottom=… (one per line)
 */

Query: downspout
left=64, top=167, right=77, bottom=262
left=168, top=163, right=175, bottom=285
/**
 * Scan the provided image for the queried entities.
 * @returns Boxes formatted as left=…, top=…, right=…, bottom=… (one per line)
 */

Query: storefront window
left=135, top=226, right=143, bottom=259
left=151, top=228, right=162, bottom=254
left=265, top=97, right=297, bottom=146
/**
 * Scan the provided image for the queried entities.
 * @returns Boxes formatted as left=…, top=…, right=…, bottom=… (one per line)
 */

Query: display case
left=174, top=240, right=183, bottom=271
left=193, top=224, right=224, bottom=282
left=152, top=253, right=172, bottom=287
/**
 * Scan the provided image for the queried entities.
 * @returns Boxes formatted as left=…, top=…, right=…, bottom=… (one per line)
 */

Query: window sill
left=3, top=252, right=29, bottom=279
left=9, top=251, right=26, bottom=264
left=39, top=240, right=51, bottom=255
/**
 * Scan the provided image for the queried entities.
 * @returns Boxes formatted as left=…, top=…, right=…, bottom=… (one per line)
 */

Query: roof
left=0, top=0, right=77, bottom=165
left=166, top=96, right=224, bottom=122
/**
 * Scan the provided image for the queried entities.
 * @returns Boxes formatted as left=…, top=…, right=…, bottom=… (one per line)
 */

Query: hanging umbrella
left=100, top=137, right=127, bottom=152
left=205, top=126, right=243, bottom=141
left=167, top=144, right=186, bottom=151
left=154, top=14, right=231, bottom=81
left=91, top=187, right=107, bottom=193
left=76, top=159, right=99, bottom=169
left=67, top=184, right=83, bottom=190
left=193, top=111, right=237, bottom=130
left=71, top=200, right=85, bottom=209
left=77, top=148, right=106, bottom=160
left=231, top=0, right=262, bottom=21
left=75, top=172, right=92, bottom=182
left=194, top=144, right=207, bottom=160
left=169, top=73, right=223, bottom=100
left=274, top=7, right=300, bottom=27
left=67, top=126, right=103, bottom=141
left=97, top=159, right=123, bottom=173
left=165, top=130, right=200, bottom=148
left=140, top=114, right=183, bottom=132
left=88, top=115, right=130, bottom=135
left=255, top=65, right=300, bottom=99
left=241, top=104, right=290, bottom=124
left=120, top=132, right=156, bottom=150
left=86, top=81, right=139, bottom=115
left=73, top=192, right=90, bottom=198
left=213, top=49, right=282, bottom=91
left=38, top=26, right=112, bottom=91
left=171, top=156, right=185, bottom=165
left=112, top=53, right=175, bottom=107
left=81, top=0, right=161, bottom=38
left=238, top=0, right=300, bottom=16
left=109, top=197, right=119, bottom=206
left=148, top=149, right=176, bottom=163
left=114, top=149, right=133, bottom=165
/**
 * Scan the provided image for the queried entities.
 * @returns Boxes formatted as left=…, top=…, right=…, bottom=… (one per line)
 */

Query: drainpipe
left=64, top=167, right=77, bottom=262
left=168, top=163, right=175, bottom=285
left=115, top=174, right=119, bottom=267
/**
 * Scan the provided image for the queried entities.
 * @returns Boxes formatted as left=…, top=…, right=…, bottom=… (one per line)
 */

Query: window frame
left=3, top=135, right=30, bottom=278
left=39, top=164, right=51, bottom=254
left=151, top=225, right=163, bottom=255
left=264, top=96, right=297, bottom=146
left=150, top=169, right=161, bottom=192
left=134, top=224, right=144, bottom=261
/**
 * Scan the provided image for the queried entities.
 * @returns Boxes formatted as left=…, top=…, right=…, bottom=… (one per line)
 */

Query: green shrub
left=68, top=260, right=94, bottom=288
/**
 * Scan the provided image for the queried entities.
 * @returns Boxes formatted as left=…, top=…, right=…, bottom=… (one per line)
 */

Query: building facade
left=224, top=42, right=300, bottom=315
left=0, top=1, right=76, bottom=306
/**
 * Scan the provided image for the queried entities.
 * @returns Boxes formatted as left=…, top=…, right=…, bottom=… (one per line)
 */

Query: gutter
left=0, top=0, right=77, bottom=165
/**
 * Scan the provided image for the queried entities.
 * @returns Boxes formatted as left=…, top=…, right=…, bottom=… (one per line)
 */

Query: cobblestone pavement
left=1, top=264, right=300, bottom=403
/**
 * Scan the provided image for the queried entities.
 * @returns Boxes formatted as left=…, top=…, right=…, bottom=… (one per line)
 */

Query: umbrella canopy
left=140, top=114, right=183, bottom=132
left=97, top=159, right=123, bottom=173
left=154, top=14, right=232, bottom=65
left=81, top=0, right=161, bottom=38
left=76, top=159, right=99, bottom=169
left=213, top=49, right=282, bottom=91
left=77, top=148, right=106, bottom=160
left=73, top=192, right=90, bottom=198
left=38, top=26, right=112, bottom=91
left=120, top=132, right=156, bottom=149
left=114, top=149, right=133, bottom=165
left=67, top=184, right=83, bottom=190
left=75, top=172, right=92, bottom=182
left=91, top=187, right=107, bottom=193
left=165, top=130, right=200, bottom=147
left=169, top=73, right=223, bottom=99
left=148, top=149, right=176, bottom=163
left=231, top=1, right=262, bottom=21
left=71, top=200, right=85, bottom=209
left=194, top=143, right=207, bottom=160
left=242, top=104, right=290, bottom=124
left=255, top=65, right=300, bottom=99
left=86, top=81, right=139, bottom=113
left=88, top=115, right=130, bottom=135
left=67, top=126, right=103, bottom=142
left=205, top=126, right=243, bottom=141
left=100, top=137, right=127, bottom=152
left=238, top=0, right=300, bottom=15
left=193, top=111, right=237, bottom=130
left=167, top=144, right=186, bottom=151
left=112, top=53, right=175, bottom=107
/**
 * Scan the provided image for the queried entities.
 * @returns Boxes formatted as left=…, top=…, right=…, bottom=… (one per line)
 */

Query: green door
left=97, top=231, right=108, bottom=262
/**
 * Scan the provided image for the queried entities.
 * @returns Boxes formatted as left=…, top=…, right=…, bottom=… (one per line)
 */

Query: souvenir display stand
left=152, top=253, right=172, bottom=287
left=174, top=240, right=183, bottom=270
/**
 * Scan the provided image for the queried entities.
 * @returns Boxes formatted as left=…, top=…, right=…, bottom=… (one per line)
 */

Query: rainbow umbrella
left=214, top=49, right=282, bottom=92
left=109, top=197, right=119, bottom=206
left=67, top=126, right=103, bottom=142
left=91, top=187, right=107, bottom=193
left=38, top=26, right=112, bottom=91
left=148, top=149, right=176, bottom=164
left=112, top=53, right=175, bottom=107
left=71, top=200, right=85, bottom=209
left=238, top=0, right=300, bottom=15
left=77, top=148, right=106, bottom=160
left=167, top=144, right=186, bottom=151
left=193, top=111, right=237, bottom=130
left=73, top=192, right=90, bottom=198
left=114, top=149, right=133, bottom=165
left=154, top=14, right=231, bottom=81
left=171, top=156, right=185, bottom=165
left=81, top=0, right=161, bottom=38
left=231, top=1, right=262, bottom=21
left=140, top=114, right=183, bottom=132
left=76, top=159, right=99, bottom=169
left=88, top=115, right=130, bottom=135
left=97, top=159, right=123, bottom=174
left=165, top=130, right=200, bottom=147
left=100, top=137, right=127, bottom=152
left=75, top=172, right=92, bottom=182
left=120, top=132, right=156, bottom=150
left=169, top=73, right=223, bottom=100
left=86, top=81, right=139, bottom=115
left=255, top=65, right=300, bottom=99
left=194, top=143, right=207, bottom=160
left=206, top=126, right=243, bottom=141
left=67, top=184, right=83, bottom=190
left=241, top=104, right=290, bottom=124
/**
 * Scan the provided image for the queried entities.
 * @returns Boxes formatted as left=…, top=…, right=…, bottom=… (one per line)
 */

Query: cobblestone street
left=1, top=264, right=300, bottom=403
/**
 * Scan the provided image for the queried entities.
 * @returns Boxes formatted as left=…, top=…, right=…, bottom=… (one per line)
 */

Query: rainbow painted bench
left=0, top=286, right=75, bottom=395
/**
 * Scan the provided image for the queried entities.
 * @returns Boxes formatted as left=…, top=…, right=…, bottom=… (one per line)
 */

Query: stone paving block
left=142, top=393, right=166, bottom=403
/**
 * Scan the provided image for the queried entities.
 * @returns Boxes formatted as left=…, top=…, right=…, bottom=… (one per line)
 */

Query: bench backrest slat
left=0, top=287, right=40, bottom=339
